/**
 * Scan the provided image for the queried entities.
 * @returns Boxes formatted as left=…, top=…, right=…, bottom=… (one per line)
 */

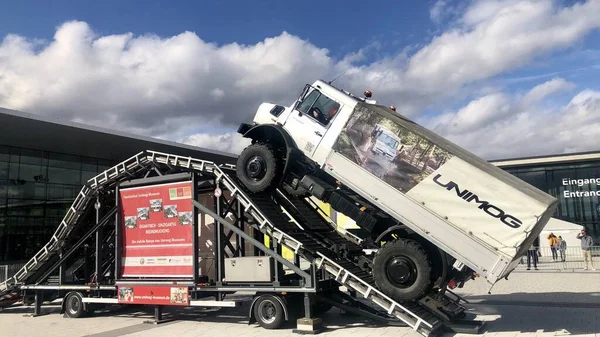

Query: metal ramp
left=0, top=150, right=469, bottom=336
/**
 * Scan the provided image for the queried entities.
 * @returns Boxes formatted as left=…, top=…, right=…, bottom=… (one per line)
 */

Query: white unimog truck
left=234, top=80, right=558, bottom=303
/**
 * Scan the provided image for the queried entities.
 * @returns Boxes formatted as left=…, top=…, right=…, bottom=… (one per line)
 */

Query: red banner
left=119, top=180, right=194, bottom=278
left=117, top=285, right=189, bottom=306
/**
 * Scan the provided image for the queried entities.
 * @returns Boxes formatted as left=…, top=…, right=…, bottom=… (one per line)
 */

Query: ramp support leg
left=33, top=290, right=43, bottom=316
left=143, top=306, right=173, bottom=325
left=24, top=290, right=48, bottom=318
left=293, top=293, right=324, bottom=335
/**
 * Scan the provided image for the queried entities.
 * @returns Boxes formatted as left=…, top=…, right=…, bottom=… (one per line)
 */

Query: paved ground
left=1, top=271, right=598, bottom=337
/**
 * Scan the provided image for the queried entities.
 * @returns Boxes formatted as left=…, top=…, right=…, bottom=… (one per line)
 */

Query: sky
left=1, top=0, right=600, bottom=160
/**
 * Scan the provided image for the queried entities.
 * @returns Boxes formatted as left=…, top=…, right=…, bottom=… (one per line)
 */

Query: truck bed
left=327, top=102, right=558, bottom=285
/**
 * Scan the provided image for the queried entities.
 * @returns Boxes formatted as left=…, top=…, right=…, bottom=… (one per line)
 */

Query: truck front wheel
left=236, top=143, right=281, bottom=193
left=372, top=239, right=433, bottom=302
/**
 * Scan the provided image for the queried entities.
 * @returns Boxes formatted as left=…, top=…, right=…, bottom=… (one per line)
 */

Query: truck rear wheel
left=236, top=143, right=281, bottom=193
left=372, top=239, right=432, bottom=302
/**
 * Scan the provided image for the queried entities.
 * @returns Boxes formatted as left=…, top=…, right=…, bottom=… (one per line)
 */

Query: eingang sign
left=562, top=178, right=600, bottom=198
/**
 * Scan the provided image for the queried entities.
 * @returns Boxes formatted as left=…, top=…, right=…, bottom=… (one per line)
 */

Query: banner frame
left=114, top=172, right=198, bottom=282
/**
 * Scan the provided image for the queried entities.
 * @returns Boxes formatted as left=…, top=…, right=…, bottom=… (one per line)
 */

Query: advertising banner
left=119, top=180, right=194, bottom=278
left=332, top=107, right=455, bottom=193
left=331, top=106, right=551, bottom=257
left=117, top=285, right=189, bottom=306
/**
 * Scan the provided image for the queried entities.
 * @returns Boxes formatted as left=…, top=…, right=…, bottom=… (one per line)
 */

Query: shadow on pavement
left=464, top=291, right=600, bottom=307
left=452, top=304, right=600, bottom=336
left=3, top=302, right=394, bottom=333
left=438, top=292, right=600, bottom=336
left=4, top=293, right=599, bottom=336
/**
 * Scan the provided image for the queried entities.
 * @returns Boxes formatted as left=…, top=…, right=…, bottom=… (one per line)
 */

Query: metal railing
left=517, top=246, right=600, bottom=271
left=0, top=263, right=26, bottom=283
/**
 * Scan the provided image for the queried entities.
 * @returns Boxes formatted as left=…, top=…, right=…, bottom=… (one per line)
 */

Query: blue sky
left=1, top=0, right=600, bottom=160
left=0, top=0, right=435, bottom=59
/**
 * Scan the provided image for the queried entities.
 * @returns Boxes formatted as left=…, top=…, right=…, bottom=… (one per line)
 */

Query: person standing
left=547, top=233, right=559, bottom=262
left=557, top=236, right=567, bottom=262
left=526, top=243, right=538, bottom=270
left=576, top=229, right=596, bottom=270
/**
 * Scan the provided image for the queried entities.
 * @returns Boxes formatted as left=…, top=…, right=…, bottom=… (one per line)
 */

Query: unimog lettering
left=432, top=174, right=522, bottom=229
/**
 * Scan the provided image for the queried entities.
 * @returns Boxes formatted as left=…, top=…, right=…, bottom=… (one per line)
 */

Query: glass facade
left=0, top=145, right=113, bottom=262
left=502, top=160, right=600, bottom=242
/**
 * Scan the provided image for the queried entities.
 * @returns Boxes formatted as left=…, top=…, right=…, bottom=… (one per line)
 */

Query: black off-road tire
left=236, top=143, right=281, bottom=193
left=372, top=239, right=433, bottom=302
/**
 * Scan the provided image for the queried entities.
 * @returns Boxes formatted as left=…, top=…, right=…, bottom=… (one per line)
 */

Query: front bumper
left=237, top=123, right=253, bottom=135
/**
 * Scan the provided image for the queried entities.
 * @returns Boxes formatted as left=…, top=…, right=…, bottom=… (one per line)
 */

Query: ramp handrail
left=0, top=152, right=152, bottom=291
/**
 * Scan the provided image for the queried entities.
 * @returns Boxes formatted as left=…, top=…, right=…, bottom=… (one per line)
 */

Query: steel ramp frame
left=0, top=151, right=153, bottom=292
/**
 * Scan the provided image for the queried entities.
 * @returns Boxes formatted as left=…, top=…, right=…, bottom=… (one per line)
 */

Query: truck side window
left=297, top=90, right=320, bottom=114
left=297, top=89, right=341, bottom=126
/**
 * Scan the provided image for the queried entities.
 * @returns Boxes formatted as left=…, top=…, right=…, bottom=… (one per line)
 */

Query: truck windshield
left=378, top=133, right=399, bottom=149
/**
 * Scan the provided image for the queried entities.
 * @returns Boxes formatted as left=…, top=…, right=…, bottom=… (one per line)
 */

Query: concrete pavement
left=1, top=271, right=598, bottom=337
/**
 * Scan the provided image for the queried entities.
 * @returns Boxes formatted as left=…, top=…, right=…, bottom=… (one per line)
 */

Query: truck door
left=284, top=86, right=342, bottom=158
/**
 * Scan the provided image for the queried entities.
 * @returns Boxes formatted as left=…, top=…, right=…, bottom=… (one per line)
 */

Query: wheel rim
left=385, top=256, right=418, bottom=288
left=69, top=296, right=80, bottom=314
left=246, top=156, right=267, bottom=181
left=258, top=299, right=277, bottom=324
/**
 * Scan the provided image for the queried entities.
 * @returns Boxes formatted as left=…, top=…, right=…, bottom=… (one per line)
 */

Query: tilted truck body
left=235, top=80, right=558, bottom=302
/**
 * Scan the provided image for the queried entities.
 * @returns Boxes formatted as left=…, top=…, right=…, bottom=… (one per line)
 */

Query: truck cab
left=236, top=80, right=375, bottom=194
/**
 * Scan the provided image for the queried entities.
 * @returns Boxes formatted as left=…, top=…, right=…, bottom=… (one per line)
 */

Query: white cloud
left=430, top=1, right=450, bottom=24
left=425, top=78, right=600, bottom=160
left=406, top=0, right=600, bottom=94
left=521, top=77, right=576, bottom=107
left=0, top=21, right=335, bottom=141
left=431, top=93, right=513, bottom=134
left=1, top=0, right=599, bottom=158
left=180, top=131, right=250, bottom=155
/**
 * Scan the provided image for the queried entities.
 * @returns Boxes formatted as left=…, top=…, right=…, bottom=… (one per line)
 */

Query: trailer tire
left=253, top=295, right=285, bottom=329
left=236, top=143, right=281, bottom=193
left=373, top=239, right=432, bottom=302
left=64, top=292, right=85, bottom=318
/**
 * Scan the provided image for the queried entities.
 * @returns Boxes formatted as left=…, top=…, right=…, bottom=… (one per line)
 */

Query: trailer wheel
left=373, top=239, right=432, bottom=302
left=64, top=293, right=85, bottom=318
left=253, top=295, right=285, bottom=329
left=236, top=143, right=281, bottom=193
